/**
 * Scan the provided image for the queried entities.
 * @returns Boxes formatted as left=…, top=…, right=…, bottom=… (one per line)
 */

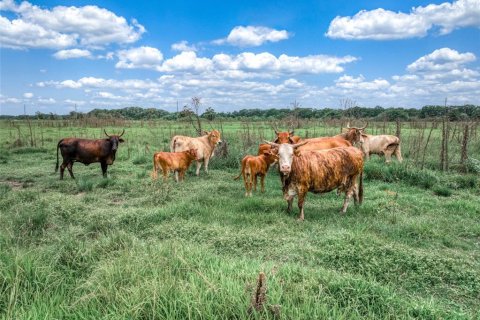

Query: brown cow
left=170, top=130, right=222, bottom=175
left=265, top=141, right=364, bottom=221
left=273, top=130, right=302, bottom=144
left=55, top=129, right=125, bottom=179
left=234, top=150, right=278, bottom=196
left=152, top=148, right=198, bottom=182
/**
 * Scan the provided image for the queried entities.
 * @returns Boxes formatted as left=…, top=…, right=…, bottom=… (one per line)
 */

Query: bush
left=132, top=154, right=149, bottom=165
left=433, top=185, right=452, bottom=197
left=365, top=161, right=438, bottom=189
left=76, top=178, right=94, bottom=192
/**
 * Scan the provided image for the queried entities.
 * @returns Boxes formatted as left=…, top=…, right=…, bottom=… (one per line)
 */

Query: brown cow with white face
left=170, top=130, right=222, bottom=175
left=265, top=141, right=364, bottom=221
left=55, top=129, right=125, bottom=179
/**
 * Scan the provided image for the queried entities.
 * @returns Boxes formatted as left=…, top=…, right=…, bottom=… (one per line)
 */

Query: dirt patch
left=1, top=180, right=26, bottom=190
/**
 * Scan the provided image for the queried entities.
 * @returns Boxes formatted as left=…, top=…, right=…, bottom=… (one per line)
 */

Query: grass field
left=1, top=120, right=480, bottom=319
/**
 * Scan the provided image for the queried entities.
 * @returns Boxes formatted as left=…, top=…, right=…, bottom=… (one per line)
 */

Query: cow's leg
left=297, top=189, right=307, bottom=221
left=179, top=170, right=187, bottom=182
left=204, top=156, right=210, bottom=174
left=395, top=145, right=403, bottom=162
left=341, top=187, right=355, bottom=214
left=67, top=162, right=75, bottom=179
left=100, top=160, right=108, bottom=177
left=253, top=174, right=257, bottom=191
left=260, top=175, right=265, bottom=193
left=161, top=165, right=169, bottom=181
left=60, top=161, right=67, bottom=180
left=286, top=197, right=294, bottom=213
left=195, top=160, right=202, bottom=176
left=384, top=149, right=393, bottom=163
left=353, top=184, right=360, bottom=205
left=243, top=173, right=249, bottom=197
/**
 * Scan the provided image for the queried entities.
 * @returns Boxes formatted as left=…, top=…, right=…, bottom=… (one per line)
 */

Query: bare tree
left=181, top=97, right=204, bottom=136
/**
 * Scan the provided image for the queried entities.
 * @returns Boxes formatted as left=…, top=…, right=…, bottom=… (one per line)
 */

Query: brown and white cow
left=152, top=148, right=198, bottom=182
left=55, top=129, right=125, bottom=179
left=170, top=130, right=222, bottom=175
left=234, top=150, right=278, bottom=196
left=265, top=141, right=364, bottom=221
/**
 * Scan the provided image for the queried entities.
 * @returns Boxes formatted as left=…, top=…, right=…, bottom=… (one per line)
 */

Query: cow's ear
left=119, top=138, right=125, bottom=143
left=294, top=149, right=301, bottom=157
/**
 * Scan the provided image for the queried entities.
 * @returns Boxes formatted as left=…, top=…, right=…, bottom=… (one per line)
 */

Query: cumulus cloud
left=326, top=0, right=480, bottom=40
left=407, top=47, right=476, bottom=72
left=214, top=26, right=289, bottom=47
left=115, top=48, right=357, bottom=76
left=335, top=75, right=390, bottom=90
left=0, top=0, right=145, bottom=49
left=53, top=48, right=92, bottom=59
left=116, top=46, right=164, bottom=69
left=171, top=40, right=196, bottom=52
left=23, top=92, right=33, bottom=98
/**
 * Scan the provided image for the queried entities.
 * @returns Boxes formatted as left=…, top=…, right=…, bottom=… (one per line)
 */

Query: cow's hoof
left=296, top=218, right=304, bottom=222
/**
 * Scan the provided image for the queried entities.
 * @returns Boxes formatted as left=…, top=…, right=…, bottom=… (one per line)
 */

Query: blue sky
left=1, top=0, right=479, bottom=115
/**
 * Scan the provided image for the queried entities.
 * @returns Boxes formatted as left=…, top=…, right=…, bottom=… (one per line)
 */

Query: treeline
left=2, top=105, right=480, bottom=121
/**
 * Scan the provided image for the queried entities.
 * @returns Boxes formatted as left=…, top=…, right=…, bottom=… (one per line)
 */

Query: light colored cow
left=170, top=130, right=222, bottom=175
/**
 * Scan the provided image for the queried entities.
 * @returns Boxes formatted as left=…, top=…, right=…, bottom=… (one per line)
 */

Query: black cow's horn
left=104, top=129, right=111, bottom=137
left=119, top=129, right=125, bottom=137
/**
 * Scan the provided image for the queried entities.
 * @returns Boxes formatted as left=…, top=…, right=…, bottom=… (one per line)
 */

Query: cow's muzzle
left=280, top=165, right=291, bottom=175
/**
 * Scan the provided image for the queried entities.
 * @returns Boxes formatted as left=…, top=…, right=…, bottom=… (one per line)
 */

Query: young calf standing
left=234, top=150, right=278, bottom=196
left=152, top=148, right=198, bottom=182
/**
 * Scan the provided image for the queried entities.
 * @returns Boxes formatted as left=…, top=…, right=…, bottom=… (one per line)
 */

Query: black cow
left=55, top=129, right=125, bottom=179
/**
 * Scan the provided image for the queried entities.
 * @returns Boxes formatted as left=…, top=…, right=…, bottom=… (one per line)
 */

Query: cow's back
left=170, top=135, right=210, bottom=161
left=291, top=147, right=363, bottom=193
left=298, top=137, right=351, bottom=152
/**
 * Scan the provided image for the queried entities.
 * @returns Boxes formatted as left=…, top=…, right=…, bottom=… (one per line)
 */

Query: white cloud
left=407, top=47, right=476, bottom=72
left=171, top=40, right=196, bottom=52
left=159, top=51, right=213, bottom=72
left=116, top=46, right=164, bottom=69
left=215, top=26, right=290, bottom=47
left=53, top=48, right=92, bottom=59
left=23, top=92, right=33, bottom=98
left=0, top=0, right=145, bottom=49
left=326, top=0, right=480, bottom=40
left=114, top=48, right=357, bottom=76
left=335, top=75, right=390, bottom=90
left=38, top=97, right=56, bottom=104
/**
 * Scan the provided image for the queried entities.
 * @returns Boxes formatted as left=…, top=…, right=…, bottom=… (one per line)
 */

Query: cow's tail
left=54, top=139, right=62, bottom=173
left=170, top=137, right=177, bottom=152
left=358, top=169, right=364, bottom=205
left=233, top=161, right=245, bottom=180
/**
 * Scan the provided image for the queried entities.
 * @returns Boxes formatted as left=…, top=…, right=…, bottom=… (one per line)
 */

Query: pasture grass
left=0, top=120, right=479, bottom=319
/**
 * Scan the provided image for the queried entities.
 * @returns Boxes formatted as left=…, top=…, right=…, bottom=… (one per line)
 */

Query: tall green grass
left=0, top=120, right=479, bottom=319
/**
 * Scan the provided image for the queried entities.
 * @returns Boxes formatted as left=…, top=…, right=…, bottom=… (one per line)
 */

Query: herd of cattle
left=54, top=125, right=402, bottom=220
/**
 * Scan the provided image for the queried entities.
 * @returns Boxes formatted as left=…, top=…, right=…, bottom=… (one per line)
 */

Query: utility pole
left=24, top=104, right=26, bottom=116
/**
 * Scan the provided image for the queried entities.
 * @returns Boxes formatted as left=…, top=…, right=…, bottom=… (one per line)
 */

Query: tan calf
left=152, top=149, right=198, bottom=182
left=234, top=150, right=278, bottom=196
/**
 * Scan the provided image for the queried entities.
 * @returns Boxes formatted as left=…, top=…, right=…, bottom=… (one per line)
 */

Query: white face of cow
left=277, top=144, right=295, bottom=175
left=264, top=140, right=307, bottom=175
